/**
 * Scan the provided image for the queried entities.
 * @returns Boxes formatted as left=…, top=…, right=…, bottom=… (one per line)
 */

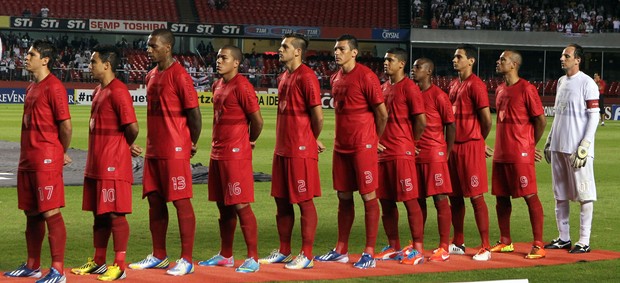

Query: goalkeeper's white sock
left=555, top=199, right=571, bottom=241
left=578, top=201, right=593, bottom=246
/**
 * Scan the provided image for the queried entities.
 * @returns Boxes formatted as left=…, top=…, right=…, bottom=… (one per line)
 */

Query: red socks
left=434, top=197, right=452, bottom=250
left=363, top=198, right=380, bottom=255
left=218, top=205, right=237, bottom=258
left=449, top=196, right=466, bottom=246
left=275, top=198, right=294, bottom=255
left=237, top=205, right=258, bottom=259
left=471, top=196, right=490, bottom=249
left=93, top=216, right=112, bottom=265
left=174, top=199, right=195, bottom=262
left=147, top=195, right=169, bottom=260
left=496, top=196, right=513, bottom=244
left=46, top=213, right=66, bottom=273
left=525, top=195, right=544, bottom=247
left=336, top=198, right=354, bottom=254
left=111, top=216, right=129, bottom=269
left=404, top=199, right=424, bottom=252
left=25, top=214, right=45, bottom=270
left=380, top=199, right=401, bottom=250
left=298, top=200, right=317, bottom=258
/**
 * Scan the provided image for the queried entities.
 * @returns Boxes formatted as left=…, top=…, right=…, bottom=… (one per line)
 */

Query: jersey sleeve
left=584, top=78, right=600, bottom=102
left=176, top=71, right=199, bottom=110
left=362, top=71, right=384, bottom=106
left=112, top=85, right=138, bottom=126
left=49, top=81, right=71, bottom=121
left=524, top=83, right=544, bottom=118
left=470, top=80, right=490, bottom=110
left=300, top=71, right=322, bottom=108
left=238, top=81, right=260, bottom=115
left=437, top=91, right=455, bottom=124
left=408, top=83, right=425, bottom=116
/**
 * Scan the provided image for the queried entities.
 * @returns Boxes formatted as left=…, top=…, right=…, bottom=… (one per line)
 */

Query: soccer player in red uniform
left=258, top=33, right=325, bottom=269
left=314, top=34, right=388, bottom=269
left=447, top=44, right=493, bottom=261
left=411, top=58, right=456, bottom=262
left=198, top=45, right=264, bottom=273
left=490, top=50, right=547, bottom=259
left=69, top=45, right=139, bottom=281
left=373, top=48, right=426, bottom=265
left=594, top=73, right=606, bottom=126
left=4, top=40, right=72, bottom=283
left=128, top=29, right=202, bottom=276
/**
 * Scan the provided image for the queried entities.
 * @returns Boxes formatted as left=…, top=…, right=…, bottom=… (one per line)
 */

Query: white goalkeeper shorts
left=551, top=151, right=597, bottom=202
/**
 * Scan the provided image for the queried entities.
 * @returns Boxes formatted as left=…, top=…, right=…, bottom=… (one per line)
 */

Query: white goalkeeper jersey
left=550, top=71, right=599, bottom=156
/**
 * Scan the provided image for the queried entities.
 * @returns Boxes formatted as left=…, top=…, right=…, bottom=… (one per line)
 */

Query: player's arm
left=186, top=106, right=202, bottom=157
left=248, top=110, right=264, bottom=149
left=58, top=118, right=72, bottom=165
left=373, top=102, right=388, bottom=138
left=531, top=114, right=547, bottom=162
left=411, top=113, right=426, bottom=141
left=444, top=122, right=456, bottom=158
left=477, top=106, right=492, bottom=139
left=309, top=105, right=326, bottom=153
left=122, top=122, right=139, bottom=147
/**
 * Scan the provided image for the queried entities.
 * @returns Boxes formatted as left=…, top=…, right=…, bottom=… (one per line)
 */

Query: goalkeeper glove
left=569, top=140, right=591, bottom=168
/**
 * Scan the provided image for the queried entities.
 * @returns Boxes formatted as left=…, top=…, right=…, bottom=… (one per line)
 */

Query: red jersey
left=19, top=74, right=71, bottom=171
left=275, top=64, right=322, bottom=159
left=145, top=61, right=199, bottom=160
left=417, top=84, right=455, bottom=163
left=448, top=73, right=489, bottom=143
left=331, top=64, right=384, bottom=153
left=597, top=79, right=606, bottom=95
left=210, top=74, right=260, bottom=160
left=378, top=77, right=425, bottom=161
left=493, top=78, right=544, bottom=163
left=85, top=78, right=137, bottom=182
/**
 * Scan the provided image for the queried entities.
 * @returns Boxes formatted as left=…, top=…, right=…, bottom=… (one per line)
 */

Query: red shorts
left=17, top=170, right=65, bottom=213
left=83, top=177, right=132, bottom=215
left=448, top=140, right=489, bottom=197
left=271, top=155, right=321, bottom=204
left=377, top=159, right=419, bottom=201
left=332, top=150, right=378, bottom=194
left=208, top=159, right=254, bottom=205
left=492, top=162, right=538, bottom=198
left=416, top=162, right=453, bottom=198
left=143, top=158, right=193, bottom=202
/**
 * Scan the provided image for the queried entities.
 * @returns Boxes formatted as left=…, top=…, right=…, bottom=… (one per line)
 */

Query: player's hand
left=415, top=147, right=420, bottom=156
left=485, top=145, right=494, bottom=158
left=130, top=144, right=143, bottom=157
left=250, top=141, right=256, bottom=150
left=317, top=140, right=326, bottom=153
left=63, top=153, right=72, bottom=165
left=569, top=140, right=590, bottom=168
left=544, top=142, right=551, bottom=164
left=191, top=143, right=198, bottom=158
left=534, top=148, right=543, bottom=162
left=377, top=143, right=386, bottom=153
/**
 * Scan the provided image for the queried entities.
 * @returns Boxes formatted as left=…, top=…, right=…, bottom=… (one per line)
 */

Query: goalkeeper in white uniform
left=544, top=43, right=599, bottom=254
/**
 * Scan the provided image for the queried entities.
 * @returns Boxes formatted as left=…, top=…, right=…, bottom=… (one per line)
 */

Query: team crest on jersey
left=499, top=110, right=505, bottom=121
left=452, top=105, right=457, bottom=114
left=279, top=100, right=287, bottom=113
left=520, top=176, right=528, bottom=188
left=470, top=175, right=479, bottom=188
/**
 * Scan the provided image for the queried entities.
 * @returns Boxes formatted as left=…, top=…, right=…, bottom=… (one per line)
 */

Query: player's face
left=560, top=46, right=580, bottom=73
left=89, top=52, right=107, bottom=81
left=495, top=51, right=514, bottom=74
left=333, top=40, right=356, bottom=67
left=411, top=60, right=428, bottom=83
left=278, top=37, right=298, bottom=64
left=594, top=73, right=600, bottom=81
left=452, top=49, right=473, bottom=72
left=383, top=53, right=403, bottom=76
left=146, top=35, right=169, bottom=64
left=216, top=48, right=238, bottom=75
left=24, top=47, right=47, bottom=73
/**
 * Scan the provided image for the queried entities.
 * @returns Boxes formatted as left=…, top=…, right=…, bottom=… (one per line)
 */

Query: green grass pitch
left=1, top=104, right=619, bottom=282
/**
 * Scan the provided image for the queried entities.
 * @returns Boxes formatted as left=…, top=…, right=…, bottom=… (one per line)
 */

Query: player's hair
left=150, top=28, right=175, bottom=49
left=220, top=45, right=243, bottom=62
left=31, top=39, right=57, bottom=71
left=336, top=34, right=358, bottom=51
left=504, top=49, right=523, bottom=69
left=568, top=43, right=584, bottom=61
left=416, top=57, right=435, bottom=74
left=92, top=44, right=121, bottom=72
left=283, top=33, right=309, bottom=55
left=456, top=43, right=478, bottom=61
left=386, top=47, right=408, bottom=64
